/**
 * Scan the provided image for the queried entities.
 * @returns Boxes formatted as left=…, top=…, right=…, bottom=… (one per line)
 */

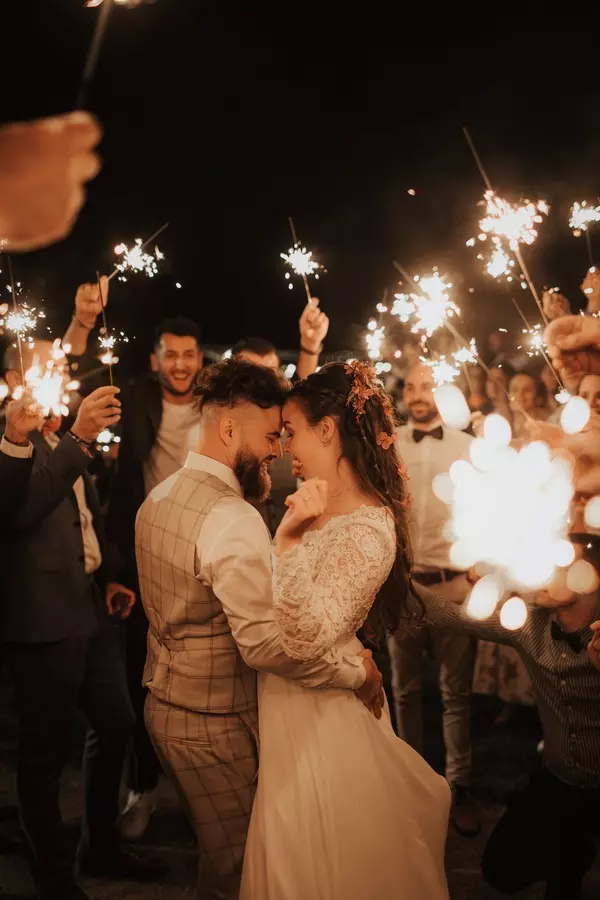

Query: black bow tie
left=550, top=620, right=582, bottom=654
left=413, top=426, right=443, bottom=444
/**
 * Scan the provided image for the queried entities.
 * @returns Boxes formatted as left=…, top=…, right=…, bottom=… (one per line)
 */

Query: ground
left=0, top=668, right=598, bottom=899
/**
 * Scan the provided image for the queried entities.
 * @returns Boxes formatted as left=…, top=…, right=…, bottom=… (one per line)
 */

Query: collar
left=184, top=452, right=243, bottom=497
left=408, top=421, right=444, bottom=434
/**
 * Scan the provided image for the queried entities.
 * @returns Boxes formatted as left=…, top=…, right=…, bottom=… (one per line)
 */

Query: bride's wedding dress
left=241, top=507, right=450, bottom=900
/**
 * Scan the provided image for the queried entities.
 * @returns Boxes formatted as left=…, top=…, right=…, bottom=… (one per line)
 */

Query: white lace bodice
left=273, top=506, right=396, bottom=662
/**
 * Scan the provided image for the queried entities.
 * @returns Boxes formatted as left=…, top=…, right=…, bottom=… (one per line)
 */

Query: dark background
left=2, top=7, right=600, bottom=372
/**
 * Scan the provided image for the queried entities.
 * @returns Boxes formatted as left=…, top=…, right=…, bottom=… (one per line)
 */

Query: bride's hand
left=274, top=478, right=328, bottom=555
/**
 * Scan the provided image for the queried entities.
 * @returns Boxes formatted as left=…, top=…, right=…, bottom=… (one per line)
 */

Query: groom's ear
left=218, top=415, right=235, bottom=446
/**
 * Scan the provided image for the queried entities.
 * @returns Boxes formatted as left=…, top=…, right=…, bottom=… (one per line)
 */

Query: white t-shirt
left=143, top=400, right=200, bottom=495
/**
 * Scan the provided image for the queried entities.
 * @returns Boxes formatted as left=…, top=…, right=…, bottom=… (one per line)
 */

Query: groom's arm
left=201, top=505, right=366, bottom=691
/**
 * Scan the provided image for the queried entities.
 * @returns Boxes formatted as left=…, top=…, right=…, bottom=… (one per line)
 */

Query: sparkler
left=569, top=201, right=600, bottom=266
left=390, top=268, right=459, bottom=338
left=462, top=128, right=550, bottom=325
left=365, top=320, right=385, bottom=361
left=113, top=239, right=164, bottom=281
left=453, top=338, right=478, bottom=365
left=281, top=218, right=324, bottom=303
left=439, top=420, right=575, bottom=608
left=15, top=340, right=77, bottom=418
left=424, top=356, right=460, bottom=386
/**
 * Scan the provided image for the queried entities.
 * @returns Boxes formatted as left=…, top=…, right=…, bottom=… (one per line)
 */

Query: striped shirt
left=420, top=587, right=600, bottom=789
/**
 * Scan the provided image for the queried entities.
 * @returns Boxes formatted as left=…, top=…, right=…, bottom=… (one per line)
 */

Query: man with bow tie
left=389, top=362, right=480, bottom=837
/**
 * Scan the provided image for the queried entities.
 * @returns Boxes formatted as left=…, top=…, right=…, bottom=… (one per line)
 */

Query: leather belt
left=412, top=569, right=465, bottom=586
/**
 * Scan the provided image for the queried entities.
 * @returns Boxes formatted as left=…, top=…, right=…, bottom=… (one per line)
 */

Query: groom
left=135, top=358, right=383, bottom=900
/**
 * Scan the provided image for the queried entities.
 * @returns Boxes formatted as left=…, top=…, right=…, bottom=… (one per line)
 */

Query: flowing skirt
left=241, top=641, right=450, bottom=900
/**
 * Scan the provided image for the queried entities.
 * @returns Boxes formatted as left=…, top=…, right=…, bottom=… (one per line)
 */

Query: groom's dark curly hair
left=193, top=358, right=290, bottom=411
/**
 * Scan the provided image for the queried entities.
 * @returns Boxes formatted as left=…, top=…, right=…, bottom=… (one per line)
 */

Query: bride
left=241, top=361, right=450, bottom=899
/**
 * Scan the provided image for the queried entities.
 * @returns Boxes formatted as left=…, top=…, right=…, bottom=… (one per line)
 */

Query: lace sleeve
left=273, top=511, right=395, bottom=661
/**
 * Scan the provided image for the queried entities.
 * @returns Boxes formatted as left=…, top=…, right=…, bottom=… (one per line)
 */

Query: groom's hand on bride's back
left=355, top=650, right=385, bottom=719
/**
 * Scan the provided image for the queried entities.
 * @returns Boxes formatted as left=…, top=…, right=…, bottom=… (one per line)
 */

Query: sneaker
left=451, top=785, right=481, bottom=838
left=119, top=789, right=156, bottom=842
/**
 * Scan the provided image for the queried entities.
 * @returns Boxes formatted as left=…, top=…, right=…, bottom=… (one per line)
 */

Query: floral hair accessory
left=376, top=431, right=397, bottom=451
left=345, top=360, right=378, bottom=418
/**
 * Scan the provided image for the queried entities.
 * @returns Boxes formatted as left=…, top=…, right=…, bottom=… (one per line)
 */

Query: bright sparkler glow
left=365, top=320, right=385, bottom=361
left=86, top=0, right=147, bottom=7
left=0, top=304, right=44, bottom=340
left=441, top=422, right=574, bottom=599
left=524, top=324, right=545, bottom=357
left=453, top=338, right=478, bottom=365
left=569, top=201, right=600, bottom=237
left=391, top=270, right=459, bottom=338
left=471, top=190, right=549, bottom=282
left=19, top=340, right=73, bottom=418
left=114, top=239, right=163, bottom=280
left=424, top=356, right=460, bottom=386
left=98, top=332, right=119, bottom=366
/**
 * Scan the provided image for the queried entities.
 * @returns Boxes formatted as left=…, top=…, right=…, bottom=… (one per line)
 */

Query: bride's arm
left=205, top=504, right=366, bottom=690
left=273, top=517, right=394, bottom=662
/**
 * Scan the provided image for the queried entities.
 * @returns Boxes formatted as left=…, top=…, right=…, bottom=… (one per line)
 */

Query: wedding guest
left=232, top=297, right=329, bottom=533
left=0, top=111, right=101, bottom=251
left=419, top=542, right=600, bottom=900
left=2, top=346, right=162, bottom=900
left=580, top=267, right=600, bottom=316
left=509, top=372, right=549, bottom=440
left=579, top=373, right=600, bottom=415
left=484, top=365, right=512, bottom=420
left=105, top=316, right=203, bottom=841
left=389, top=362, right=480, bottom=836
left=465, top=365, right=488, bottom=413
left=0, top=393, right=42, bottom=521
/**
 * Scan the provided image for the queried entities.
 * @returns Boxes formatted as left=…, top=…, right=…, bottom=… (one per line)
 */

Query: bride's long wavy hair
left=288, top=361, right=423, bottom=642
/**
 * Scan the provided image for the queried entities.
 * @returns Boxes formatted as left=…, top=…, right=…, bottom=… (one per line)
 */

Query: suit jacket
left=0, top=448, right=34, bottom=523
left=105, top=374, right=162, bottom=588
left=2, top=431, right=108, bottom=644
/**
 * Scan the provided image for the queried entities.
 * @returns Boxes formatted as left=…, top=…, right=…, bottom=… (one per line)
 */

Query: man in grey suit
left=2, top=356, right=164, bottom=900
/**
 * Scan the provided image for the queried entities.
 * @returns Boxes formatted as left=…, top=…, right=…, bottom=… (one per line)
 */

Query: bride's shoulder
left=332, top=505, right=396, bottom=547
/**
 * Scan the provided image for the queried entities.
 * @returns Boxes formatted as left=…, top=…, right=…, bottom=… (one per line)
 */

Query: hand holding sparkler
left=71, top=385, right=121, bottom=444
left=0, top=112, right=101, bottom=252
left=545, top=315, right=600, bottom=379
left=74, top=277, right=108, bottom=330
left=4, top=392, right=43, bottom=445
left=542, top=289, right=571, bottom=322
left=580, top=268, right=600, bottom=315
left=299, top=298, right=329, bottom=354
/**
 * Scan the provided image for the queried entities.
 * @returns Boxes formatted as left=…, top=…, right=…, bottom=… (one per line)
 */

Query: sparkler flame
left=0, top=304, right=44, bottom=340
left=391, top=270, right=459, bottom=338
left=453, top=338, right=478, bottom=365
left=424, top=356, right=460, bottom=386
left=439, top=420, right=574, bottom=600
left=19, top=340, right=73, bottom=418
left=280, top=243, right=323, bottom=288
left=470, top=190, right=549, bottom=283
left=365, top=320, right=385, bottom=361
left=569, top=201, right=600, bottom=237
left=114, top=239, right=163, bottom=280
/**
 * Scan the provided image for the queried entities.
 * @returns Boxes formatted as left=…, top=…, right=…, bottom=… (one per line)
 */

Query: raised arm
left=205, top=505, right=366, bottom=691
left=418, top=583, right=513, bottom=645
left=273, top=514, right=395, bottom=662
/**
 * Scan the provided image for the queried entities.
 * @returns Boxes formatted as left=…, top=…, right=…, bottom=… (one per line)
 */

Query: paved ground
left=0, top=665, right=598, bottom=900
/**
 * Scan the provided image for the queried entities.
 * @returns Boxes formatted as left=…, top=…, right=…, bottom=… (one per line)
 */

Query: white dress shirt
left=1, top=436, right=33, bottom=458
left=151, top=451, right=366, bottom=690
left=396, top=422, right=473, bottom=571
left=45, top=432, right=102, bottom=574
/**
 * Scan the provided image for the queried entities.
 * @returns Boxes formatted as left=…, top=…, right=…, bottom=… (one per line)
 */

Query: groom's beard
left=234, top=447, right=273, bottom=503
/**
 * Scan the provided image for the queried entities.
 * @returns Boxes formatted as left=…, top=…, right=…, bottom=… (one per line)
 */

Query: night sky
left=3, top=8, right=600, bottom=372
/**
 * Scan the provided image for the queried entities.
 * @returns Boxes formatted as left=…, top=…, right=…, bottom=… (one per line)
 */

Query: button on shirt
left=150, top=452, right=365, bottom=690
left=422, top=586, right=600, bottom=788
left=396, top=423, right=473, bottom=571
left=45, top=433, right=101, bottom=574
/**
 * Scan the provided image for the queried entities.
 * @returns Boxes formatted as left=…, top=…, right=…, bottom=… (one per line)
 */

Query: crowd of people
left=1, top=109, right=600, bottom=900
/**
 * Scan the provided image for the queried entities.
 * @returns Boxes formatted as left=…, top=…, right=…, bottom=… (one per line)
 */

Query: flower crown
left=344, top=359, right=396, bottom=450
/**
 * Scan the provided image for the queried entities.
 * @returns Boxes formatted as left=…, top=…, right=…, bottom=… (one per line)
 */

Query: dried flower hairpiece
left=376, top=431, right=397, bottom=451
left=345, top=360, right=378, bottom=418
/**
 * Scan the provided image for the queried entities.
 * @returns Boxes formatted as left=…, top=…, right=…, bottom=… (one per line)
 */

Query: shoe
left=451, top=785, right=481, bottom=837
left=119, top=789, right=156, bottom=842
left=78, top=845, right=168, bottom=882
left=36, top=882, right=90, bottom=900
